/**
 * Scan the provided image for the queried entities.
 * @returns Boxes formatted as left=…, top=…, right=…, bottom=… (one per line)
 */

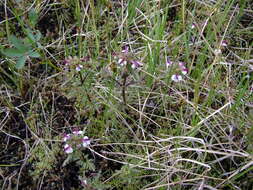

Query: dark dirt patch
left=0, top=3, right=14, bottom=22
left=0, top=106, right=30, bottom=188
left=45, top=92, right=77, bottom=129
left=37, top=1, right=75, bottom=40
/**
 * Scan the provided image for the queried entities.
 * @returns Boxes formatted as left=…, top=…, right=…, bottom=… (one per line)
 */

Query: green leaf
left=34, top=31, right=42, bottom=41
left=36, top=42, right=43, bottom=49
left=29, top=8, right=38, bottom=27
left=28, top=51, right=40, bottom=58
left=16, top=56, right=27, bottom=69
left=9, top=35, right=24, bottom=49
left=23, top=37, right=33, bottom=47
left=10, top=35, right=30, bottom=52
left=2, top=48, right=25, bottom=57
left=25, top=28, right=36, bottom=43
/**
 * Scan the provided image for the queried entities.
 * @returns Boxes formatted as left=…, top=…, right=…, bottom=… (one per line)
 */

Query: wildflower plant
left=62, top=129, right=91, bottom=179
left=60, top=56, right=91, bottom=85
left=61, top=129, right=106, bottom=188
left=61, top=56, right=89, bottom=72
left=115, top=46, right=144, bottom=70
left=112, top=46, right=144, bottom=104
left=62, top=129, right=91, bottom=154
left=166, top=58, right=189, bottom=82
left=2, top=0, right=252, bottom=189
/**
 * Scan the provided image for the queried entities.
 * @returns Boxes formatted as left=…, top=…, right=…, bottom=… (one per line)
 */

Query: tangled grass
left=0, top=0, right=253, bottom=189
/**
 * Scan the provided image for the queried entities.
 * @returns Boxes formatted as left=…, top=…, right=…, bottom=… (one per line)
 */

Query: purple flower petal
left=178, top=62, right=186, bottom=67
left=63, top=133, right=71, bottom=142
left=121, top=46, right=129, bottom=53
left=118, top=58, right=127, bottom=66
left=63, top=59, right=70, bottom=65
left=191, top=23, right=197, bottom=29
left=221, top=40, right=228, bottom=47
left=64, top=144, right=73, bottom=154
left=171, top=74, right=183, bottom=82
left=131, top=60, right=143, bottom=69
left=73, top=129, right=84, bottom=135
left=166, top=59, right=173, bottom=67
left=82, top=136, right=91, bottom=147
left=181, top=67, right=188, bottom=75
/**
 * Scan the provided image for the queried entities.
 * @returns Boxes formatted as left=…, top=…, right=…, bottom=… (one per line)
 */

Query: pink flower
left=63, top=133, right=71, bottom=142
left=64, top=144, right=73, bottom=154
left=81, top=136, right=91, bottom=147
left=178, top=62, right=188, bottom=75
left=80, top=179, right=88, bottom=187
left=191, top=23, right=197, bottom=29
left=130, top=60, right=143, bottom=69
left=221, top=40, right=228, bottom=47
left=76, top=64, right=83, bottom=72
left=171, top=74, right=183, bottom=82
left=63, top=59, right=70, bottom=65
left=178, top=62, right=186, bottom=67
left=121, top=46, right=129, bottom=53
left=73, top=129, right=84, bottom=135
left=166, top=58, right=173, bottom=67
left=181, top=67, right=188, bottom=75
left=118, top=58, right=127, bottom=66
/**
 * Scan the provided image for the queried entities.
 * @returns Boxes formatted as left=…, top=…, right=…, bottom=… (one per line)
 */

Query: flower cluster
left=62, top=56, right=89, bottom=72
left=116, top=46, right=144, bottom=69
left=166, top=58, right=189, bottom=82
left=63, top=129, right=91, bottom=154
